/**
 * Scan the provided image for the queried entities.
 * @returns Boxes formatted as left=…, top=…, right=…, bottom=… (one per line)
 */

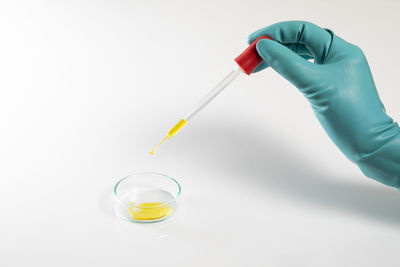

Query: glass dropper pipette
left=150, top=36, right=271, bottom=155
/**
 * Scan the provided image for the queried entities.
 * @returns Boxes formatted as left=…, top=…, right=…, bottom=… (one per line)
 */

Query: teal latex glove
left=249, top=21, right=400, bottom=188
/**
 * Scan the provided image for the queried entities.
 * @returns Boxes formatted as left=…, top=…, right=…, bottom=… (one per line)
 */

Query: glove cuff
left=357, top=131, right=400, bottom=188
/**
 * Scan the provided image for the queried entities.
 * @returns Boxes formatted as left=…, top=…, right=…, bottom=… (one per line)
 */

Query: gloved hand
left=249, top=21, right=400, bottom=188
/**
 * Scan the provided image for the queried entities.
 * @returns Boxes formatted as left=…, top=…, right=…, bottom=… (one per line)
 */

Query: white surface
left=1, top=0, right=400, bottom=266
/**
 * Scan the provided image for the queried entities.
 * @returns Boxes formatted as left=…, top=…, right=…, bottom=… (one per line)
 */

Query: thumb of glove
left=256, top=39, right=318, bottom=90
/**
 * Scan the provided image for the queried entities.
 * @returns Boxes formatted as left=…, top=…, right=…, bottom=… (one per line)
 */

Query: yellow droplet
left=128, top=202, right=172, bottom=220
left=149, top=135, right=171, bottom=155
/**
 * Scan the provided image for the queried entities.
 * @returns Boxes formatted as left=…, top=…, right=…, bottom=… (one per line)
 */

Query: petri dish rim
left=113, top=172, right=181, bottom=209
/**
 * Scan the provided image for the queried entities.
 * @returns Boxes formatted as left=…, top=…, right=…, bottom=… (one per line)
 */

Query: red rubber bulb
left=234, top=36, right=272, bottom=75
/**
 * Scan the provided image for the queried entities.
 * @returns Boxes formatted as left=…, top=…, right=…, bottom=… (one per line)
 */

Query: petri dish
left=113, top=172, right=181, bottom=223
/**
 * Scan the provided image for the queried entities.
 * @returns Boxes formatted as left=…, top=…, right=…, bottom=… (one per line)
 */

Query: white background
left=1, top=0, right=400, bottom=266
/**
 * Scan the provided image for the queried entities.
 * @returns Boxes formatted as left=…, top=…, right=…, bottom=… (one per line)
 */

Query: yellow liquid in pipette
left=128, top=202, right=172, bottom=220
left=150, top=119, right=187, bottom=155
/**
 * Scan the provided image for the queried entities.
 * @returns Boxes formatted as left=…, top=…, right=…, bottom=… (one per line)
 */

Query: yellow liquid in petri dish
left=128, top=202, right=172, bottom=220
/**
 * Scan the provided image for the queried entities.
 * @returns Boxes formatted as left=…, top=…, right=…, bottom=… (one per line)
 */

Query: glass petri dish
left=113, top=172, right=181, bottom=223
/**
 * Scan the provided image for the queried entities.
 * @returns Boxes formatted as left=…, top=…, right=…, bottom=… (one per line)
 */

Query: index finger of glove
left=248, top=21, right=333, bottom=64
